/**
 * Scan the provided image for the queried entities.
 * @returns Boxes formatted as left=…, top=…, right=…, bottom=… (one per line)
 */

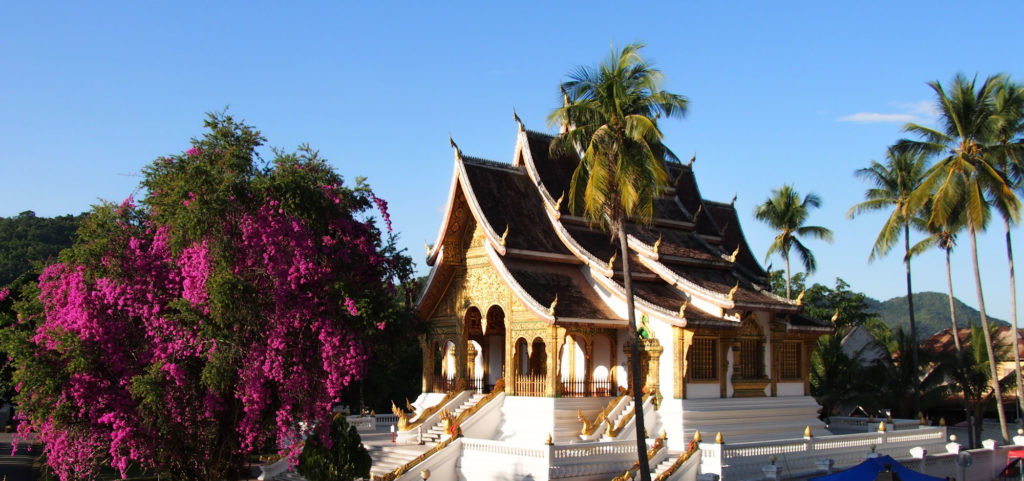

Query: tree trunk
left=904, top=223, right=920, bottom=416
left=970, top=226, right=1010, bottom=442
left=1006, top=220, right=1024, bottom=416
left=785, top=252, right=792, bottom=300
left=619, top=225, right=652, bottom=481
left=946, top=247, right=961, bottom=352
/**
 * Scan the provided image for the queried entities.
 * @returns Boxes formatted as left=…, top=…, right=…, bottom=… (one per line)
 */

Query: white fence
left=700, top=426, right=949, bottom=481
left=460, top=438, right=651, bottom=480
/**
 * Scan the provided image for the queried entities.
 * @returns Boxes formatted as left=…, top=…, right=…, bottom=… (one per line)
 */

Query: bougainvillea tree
left=0, top=114, right=415, bottom=480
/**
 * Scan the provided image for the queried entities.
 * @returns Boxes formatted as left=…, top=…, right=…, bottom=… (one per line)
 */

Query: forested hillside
left=868, top=291, right=1009, bottom=338
left=0, top=210, right=85, bottom=286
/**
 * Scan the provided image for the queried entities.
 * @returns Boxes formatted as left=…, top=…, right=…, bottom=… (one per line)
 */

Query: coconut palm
left=992, top=78, right=1024, bottom=415
left=548, top=42, right=688, bottom=481
left=908, top=200, right=966, bottom=352
left=754, top=185, right=833, bottom=299
left=847, top=147, right=929, bottom=414
left=899, top=72, right=1021, bottom=441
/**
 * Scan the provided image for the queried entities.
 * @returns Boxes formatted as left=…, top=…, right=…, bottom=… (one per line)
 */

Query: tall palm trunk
left=946, top=245, right=972, bottom=444
left=785, top=252, right=792, bottom=300
left=619, top=224, right=652, bottom=481
left=946, top=247, right=961, bottom=351
left=1006, top=220, right=1024, bottom=416
left=970, top=226, right=1010, bottom=441
left=904, top=223, right=920, bottom=416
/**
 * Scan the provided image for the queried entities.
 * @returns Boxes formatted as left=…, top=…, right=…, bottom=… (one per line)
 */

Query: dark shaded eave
left=704, top=200, right=768, bottom=279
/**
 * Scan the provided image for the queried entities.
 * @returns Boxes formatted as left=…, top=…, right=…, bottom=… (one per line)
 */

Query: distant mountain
left=867, top=291, right=1009, bottom=339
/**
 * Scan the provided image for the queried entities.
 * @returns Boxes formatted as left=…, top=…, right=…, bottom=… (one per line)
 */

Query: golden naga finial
left=728, top=281, right=740, bottom=300
left=877, top=421, right=886, bottom=432
left=688, top=153, right=696, bottom=168
left=607, top=251, right=617, bottom=271
left=731, top=193, right=737, bottom=206
left=555, top=191, right=564, bottom=212
left=804, top=425, right=812, bottom=438
left=406, top=398, right=416, bottom=413
left=449, top=134, right=461, bottom=160
left=548, top=294, right=558, bottom=316
left=795, top=289, right=806, bottom=305
left=660, top=430, right=668, bottom=440
left=513, top=108, right=524, bottom=131
left=693, top=430, right=702, bottom=442
left=500, top=225, right=509, bottom=247
left=715, top=431, right=724, bottom=444
left=728, top=245, right=740, bottom=263
left=831, top=308, right=840, bottom=324
left=425, top=241, right=432, bottom=256
left=691, top=204, right=702, bottom=223
left=577, top=408, right=595, bottom=435
left=653, top=234, right=662, bottom=254
left=678, top=299, right=689, bottom=318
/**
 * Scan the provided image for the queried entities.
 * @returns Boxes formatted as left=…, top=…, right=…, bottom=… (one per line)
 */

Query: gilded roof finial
left=731, top=193, right=737, bottom=206
left=607, top=251, right=617, bottom=271
left=513, top=108, right=524, bottom=132
left=678, top=299, right=688, bottom=318
left=693, top=430, right=702, bottom=442
left=449, top=134, right=461, bottom=160
left=831, top=308, right=839, bottom=324
left=691, top=204, right=702, bottom=223
left=795, top=289, right=805, bottom=306
left=688, top=153, right=696, bottom=168
left=555, top=191, right=564, bottom=212
left=425, top=241, right=432, bottom=256
left=548, top=294, right=558, bottom=316
left=500, top=225, right=509, bottom=247
left=728, top=245, right=740, bottom=263
left=728, top=281, right=739, bottom=300
left=653, top=234, right=662, bottom=254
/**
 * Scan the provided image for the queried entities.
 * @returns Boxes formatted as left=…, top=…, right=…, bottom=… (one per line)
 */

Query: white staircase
left=420, top=392, right=486, bottom=444
left=681, top=395, right=826, bottom=443
left=651, top=452, right=680, bottom=480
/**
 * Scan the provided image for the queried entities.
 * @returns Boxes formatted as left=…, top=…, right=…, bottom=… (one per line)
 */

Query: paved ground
left=0, top=433, right=41, bottom=481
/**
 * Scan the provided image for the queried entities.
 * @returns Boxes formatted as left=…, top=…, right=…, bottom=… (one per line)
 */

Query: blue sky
left=3, top=2, right=1024, bottom=322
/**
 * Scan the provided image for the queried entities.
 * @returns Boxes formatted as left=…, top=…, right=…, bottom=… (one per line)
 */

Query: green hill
left=867, top=291, right=1009, bottom=339
left=0, top=210, right=85, bottom=286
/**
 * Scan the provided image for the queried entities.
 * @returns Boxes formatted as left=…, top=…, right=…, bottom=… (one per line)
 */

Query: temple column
left=466, top=342, right=478, bottom=383
left=421, top=336, right=433, bottom=393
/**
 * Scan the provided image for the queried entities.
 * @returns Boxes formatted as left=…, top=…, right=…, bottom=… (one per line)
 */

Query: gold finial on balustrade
left=545, top=433, right=553, bottom=445
left=939, top=418, right=946, bottom=426
left=920, top=413, right=926, bottom=425
left=877, top=421, right=886, bottom=432
left=715, top=432, right=723, bottom=444
left=693, top=430, right=702, bottom=442
left=804, top=425, right=812, bottom=438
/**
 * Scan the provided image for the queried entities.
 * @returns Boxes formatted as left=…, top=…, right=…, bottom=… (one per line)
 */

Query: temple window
left=780, top=341, right=801, bottom=379
left=689, top=337, right=718, bottom=381
left=735, top=316, right=765, bottom=379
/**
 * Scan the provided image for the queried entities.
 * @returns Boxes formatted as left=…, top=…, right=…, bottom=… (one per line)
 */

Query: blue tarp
left=808, top=455, right=945, bottom=481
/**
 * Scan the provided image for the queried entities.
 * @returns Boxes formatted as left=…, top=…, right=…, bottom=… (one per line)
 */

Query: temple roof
left=417, top=124, right=826, bottom=332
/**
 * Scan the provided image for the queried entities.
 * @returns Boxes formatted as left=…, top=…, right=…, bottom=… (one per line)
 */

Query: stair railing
left=392, top=377, right=468, bottom=432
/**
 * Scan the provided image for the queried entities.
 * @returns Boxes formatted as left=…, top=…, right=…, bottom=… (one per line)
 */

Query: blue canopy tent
left=809, top=455, right=945, bottom=481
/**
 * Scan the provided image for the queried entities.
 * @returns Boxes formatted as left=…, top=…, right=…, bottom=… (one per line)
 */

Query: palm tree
left=908, top=200, right=966, bottom=352
left=992, top=78, right=1024, bottom=415
left=753, top=185, right=833, bottom=299
left=900, top=73, right=1021, bottom=441
left=847, top=147, right=929, bottom=415
left=938, top=325, right=1015, bottom=448
left=548, top=42, right=688, bottom=481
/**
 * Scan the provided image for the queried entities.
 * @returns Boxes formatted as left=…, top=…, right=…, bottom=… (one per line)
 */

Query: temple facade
left=412, top=120, right=831, bottom=445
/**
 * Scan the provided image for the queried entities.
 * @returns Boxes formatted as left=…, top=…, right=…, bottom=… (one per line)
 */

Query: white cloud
left=837, top=112, right=918, bottom=123
left=837, top=100, right=938, bottom=124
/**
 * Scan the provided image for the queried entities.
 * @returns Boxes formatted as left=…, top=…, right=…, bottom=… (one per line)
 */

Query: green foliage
left=754, top=185, right=832, bottom=299
left=297, top=414, right=371, bottom=481
left=0, top=211, right=85, bottom=287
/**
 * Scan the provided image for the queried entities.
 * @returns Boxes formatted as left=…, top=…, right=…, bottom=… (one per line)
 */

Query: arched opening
left=591, top=335, right=614, bottom=396
left=511, top=337, right=547, bottom=396
left=463, top=307, right=484, bottom=391
left=484, top=305, right=507, bottom=392
left=559, top=333, right=588, bottom=397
